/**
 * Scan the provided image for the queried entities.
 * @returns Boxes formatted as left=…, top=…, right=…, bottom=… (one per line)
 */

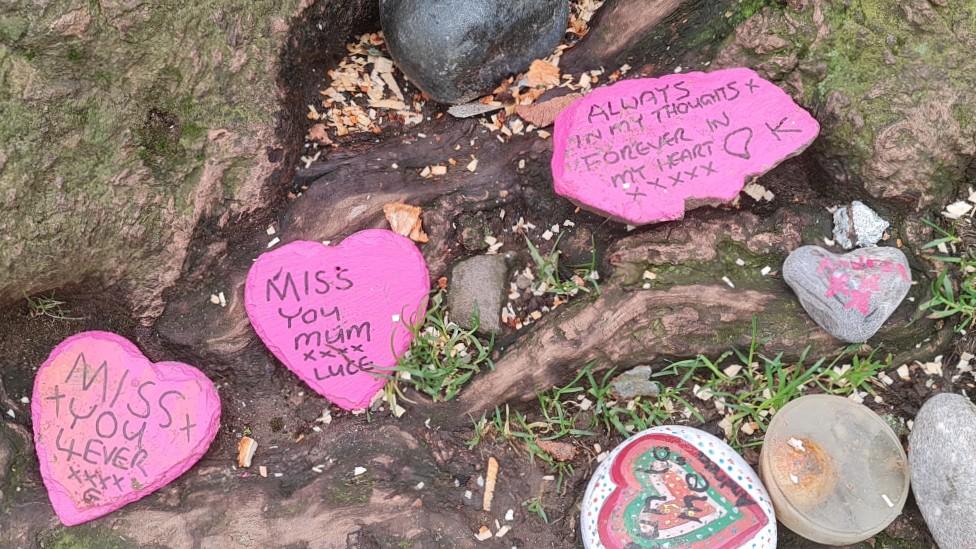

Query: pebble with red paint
left=552, top=67, right=819, bottom=226
left=782, top=245, right=912, bottom=343
left=31, top=332, right=220, bottom=526
left=244, top=229, right=429, bottom=411
left=581, top=425, right=776, bottom=548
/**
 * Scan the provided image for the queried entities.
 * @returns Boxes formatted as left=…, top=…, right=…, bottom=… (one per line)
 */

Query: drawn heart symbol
left=581, top=426, right=775, bottom=548
left=244, top=229, right=429, bottom=410
left=783, top=246, right=912, bottom=343
left=32, top=332, right=220, bottom=526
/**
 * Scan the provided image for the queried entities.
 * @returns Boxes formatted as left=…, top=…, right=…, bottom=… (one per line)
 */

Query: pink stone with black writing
left=245, top=229, right=429, bottom=411
left=32, top=332, right=220, bottom=526
left=552, top=68, right=820, bottom=225
left=783, top=246, right=912, bottom=343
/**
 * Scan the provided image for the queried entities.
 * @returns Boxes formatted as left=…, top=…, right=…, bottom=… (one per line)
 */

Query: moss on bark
left=0, top=0, right=308, bottom=317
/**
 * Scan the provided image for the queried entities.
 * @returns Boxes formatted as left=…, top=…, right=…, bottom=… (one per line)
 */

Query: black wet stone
left=379, top=0, right=570, bottom=104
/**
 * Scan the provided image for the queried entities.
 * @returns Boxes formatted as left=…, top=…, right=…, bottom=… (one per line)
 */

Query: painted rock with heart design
left=581, top=425, right=776, bottom=549
left=32, top=332, right=220, bottom=526
left=552, top=67, right=820, bottom=225
left=245, top=229, right=429, bottom=411
left=782, top=245, right=911, bottom=343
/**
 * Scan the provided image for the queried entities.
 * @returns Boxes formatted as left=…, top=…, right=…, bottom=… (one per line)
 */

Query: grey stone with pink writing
left=783, top=246, right=911, bottom=343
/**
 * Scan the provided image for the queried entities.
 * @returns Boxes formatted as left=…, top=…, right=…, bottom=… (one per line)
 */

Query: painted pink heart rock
left=245, top=229, right=429, bottom=410
left=32, top=332, right=220, bottom=526
left=552, top=68, right=820, bottom=225
left=783, top=246, right=912, bottom=343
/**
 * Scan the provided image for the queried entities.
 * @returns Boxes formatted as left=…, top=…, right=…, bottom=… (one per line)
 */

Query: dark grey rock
left=447, top=254, right=508, bottom=334
left=833, top=201, right=889, bottom=249
left=909, top=393, right=976, bottom=549
left=379, top=0, right=570, bottom=104
left=610, top=366, right=660, bottom=400
left=783, top=246, right=911, bottom=343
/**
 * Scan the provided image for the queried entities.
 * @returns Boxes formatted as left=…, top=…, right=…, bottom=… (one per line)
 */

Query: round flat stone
left=759, top=395, right=909, bottom=545
left=581, top=425, right=776, bottom=548
left=552, top=67, right=819, bottom=226
left=32, top=332, right=220, bottom=526
left=244, top=229, right=429, bottom=411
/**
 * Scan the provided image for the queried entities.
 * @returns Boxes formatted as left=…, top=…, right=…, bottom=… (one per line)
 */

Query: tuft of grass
left=25, top=294, right=83, bottom=321
left=523, top=496, right=549, bottom=524
left=919, top=218, right=976, bottom=333
left=524, top=235, right=600, bottom=297
left=469, top=321, right=892, bottom=470
left=389, top=291, right=493, bottom=402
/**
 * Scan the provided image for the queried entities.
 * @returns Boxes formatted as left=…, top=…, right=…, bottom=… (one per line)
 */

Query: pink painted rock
left=245, top=229, right=429, bottom=410
left=581, top=425, right=776, bottom=548
left=552, top=68, right=820, bottom=225
left=32, top=332, right=220, bottom=526
left=782, top=245, right=912, bottom=343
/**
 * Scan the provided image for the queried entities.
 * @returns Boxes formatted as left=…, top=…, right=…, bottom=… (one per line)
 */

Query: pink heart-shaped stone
left=244, top=229, right=429, bottom=410
left=552, top=67, right=820, bottom=225
left=32, top=332, right=221, bottom=526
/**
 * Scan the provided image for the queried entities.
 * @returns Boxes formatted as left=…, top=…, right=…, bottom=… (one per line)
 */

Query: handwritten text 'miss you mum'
left=265, top=267, right=377, bottom=380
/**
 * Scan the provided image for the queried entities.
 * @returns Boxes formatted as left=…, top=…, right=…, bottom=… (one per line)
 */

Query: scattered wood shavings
left=430, top=165, right=448, bottom=176
left=718, top=415, right=733, bottom=438
left=484, top=235, right=503, bottom=254
left=466, top=157, right=479, bottom=172
left=505, top=509, right=514, bottom=521
left=258, top=465, right=268, bottom=478
left=723, top=364, right=742, bottom=378
left=306, top=123, right=333, bottom=146
left=896, top=364, right=911, bottom=380
left=483, top=457, right=498, bottom=512
left=495, top=525, right=511, bottom=538
left=917, top=356, right=944, bottom=377
left=353, top=466, right=367, bottom=476
left=943, top=201, right=973, bottom=219
left=383, top=202, right=429, bottom=243
left=743, top=182, right=775, bottom=202
left=474, top=526, right=492, bottom=541
left=524, top=59, right=561, bottom=89
left=237, top=436, right=257, bottom=468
